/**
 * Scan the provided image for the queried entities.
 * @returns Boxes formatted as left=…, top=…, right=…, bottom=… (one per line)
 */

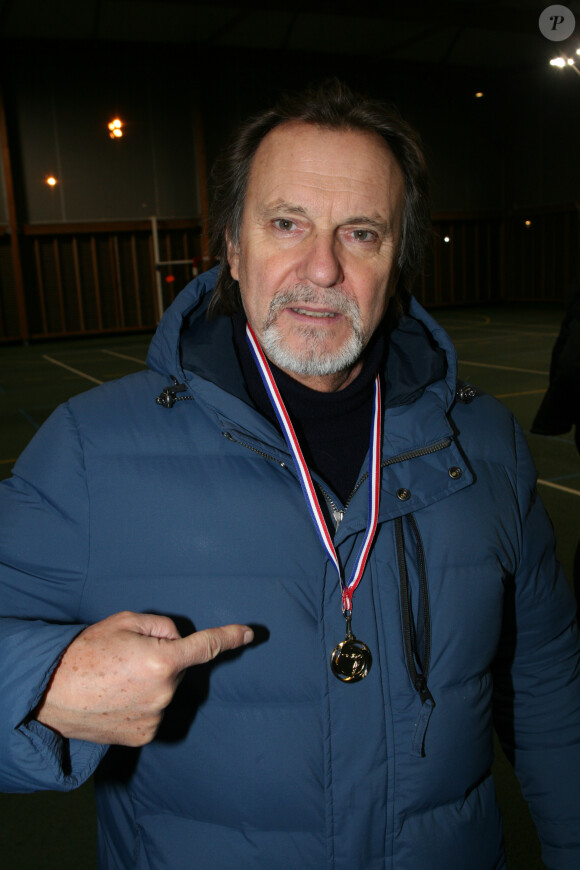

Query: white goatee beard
left=259, top=285, right=366, bottom=378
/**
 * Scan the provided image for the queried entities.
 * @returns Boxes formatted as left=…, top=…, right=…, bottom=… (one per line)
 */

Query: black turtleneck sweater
left=233, top=311, right=386, bottom=507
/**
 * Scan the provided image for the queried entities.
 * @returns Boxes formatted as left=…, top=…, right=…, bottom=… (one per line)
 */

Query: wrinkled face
left=227, top=122, right=405, bottom=391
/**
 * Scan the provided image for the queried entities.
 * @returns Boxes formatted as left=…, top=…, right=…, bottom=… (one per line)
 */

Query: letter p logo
left=539, top=5, right=576, bottom=41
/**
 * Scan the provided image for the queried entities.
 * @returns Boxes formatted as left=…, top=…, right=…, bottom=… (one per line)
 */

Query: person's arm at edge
left=492, top=419, right=580, bottom=869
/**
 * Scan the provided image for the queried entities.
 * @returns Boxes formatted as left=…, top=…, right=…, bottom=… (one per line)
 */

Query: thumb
left=172, top=624, right=254, bottom=671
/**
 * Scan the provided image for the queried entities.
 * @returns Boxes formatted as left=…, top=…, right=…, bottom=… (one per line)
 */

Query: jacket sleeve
left=492, top=420, right=580, bottom=870
left=0, top=402, right=108, bottom=793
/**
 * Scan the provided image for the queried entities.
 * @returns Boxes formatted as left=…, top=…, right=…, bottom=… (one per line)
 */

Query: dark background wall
left=0, top=42, right=201, bottom=224
left=1, top=2, right=579, bottom=341
left=1, top=33, right=579, bottom=228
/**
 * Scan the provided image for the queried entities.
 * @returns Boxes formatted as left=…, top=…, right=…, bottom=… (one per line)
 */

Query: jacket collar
left=146, top=266, right=461, bottom=453
left=147, top=267, right=472, bottom=529
left=147, top=265, right=459, bottom=419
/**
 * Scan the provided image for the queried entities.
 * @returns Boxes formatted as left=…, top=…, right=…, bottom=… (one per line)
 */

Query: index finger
left=172, top=624, right=254, bottom=671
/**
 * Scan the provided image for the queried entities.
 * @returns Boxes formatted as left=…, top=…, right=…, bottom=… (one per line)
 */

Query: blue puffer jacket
left=1, top=267, right=579, bottom=870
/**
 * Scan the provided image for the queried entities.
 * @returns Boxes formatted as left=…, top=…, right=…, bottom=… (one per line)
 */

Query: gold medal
left=330, top=614, right=372, bottom=683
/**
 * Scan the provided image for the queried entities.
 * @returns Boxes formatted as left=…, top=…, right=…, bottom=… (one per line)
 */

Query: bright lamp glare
left=45, top=176, right=57, bottom=186
left=568, top=58, right=575, bottom=65
left=550, top=57, right=566, bottom=67
left=107, top=118, right=124, bottom=138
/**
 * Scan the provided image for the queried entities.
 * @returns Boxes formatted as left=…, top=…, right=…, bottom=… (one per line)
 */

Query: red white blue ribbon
left=246, top=322, right=382, bottom=613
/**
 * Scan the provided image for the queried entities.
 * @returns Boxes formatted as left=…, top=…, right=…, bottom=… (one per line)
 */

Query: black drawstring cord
left=156, top=377, right=194, bottom=408
left=395, top=514, right=435, bottom=756
left=407, top=514, right=433, bottom=694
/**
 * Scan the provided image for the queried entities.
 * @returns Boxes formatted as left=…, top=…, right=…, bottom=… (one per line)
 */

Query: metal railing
left=0, top=207, right=577, bottom=342
left=0, top=218, right=203, bottom=341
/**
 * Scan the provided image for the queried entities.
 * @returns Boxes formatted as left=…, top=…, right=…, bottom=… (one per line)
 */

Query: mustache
left=264, top=285, right=360, bottom=327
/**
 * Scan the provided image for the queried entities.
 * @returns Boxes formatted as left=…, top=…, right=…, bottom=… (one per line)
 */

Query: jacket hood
left=147, top=266, right=219, bottom=384
left=146, top=265, right=459, bottom=415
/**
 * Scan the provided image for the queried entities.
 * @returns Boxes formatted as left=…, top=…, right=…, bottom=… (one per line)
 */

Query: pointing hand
left=34, top=611, right=254, bottom=746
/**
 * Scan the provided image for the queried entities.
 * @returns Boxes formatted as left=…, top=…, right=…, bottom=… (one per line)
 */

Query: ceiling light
left=108, top=118, right=124, bottom=139
left=549, top=54, right=580, bottom=76
left=45, top=176, right=57, bottom=186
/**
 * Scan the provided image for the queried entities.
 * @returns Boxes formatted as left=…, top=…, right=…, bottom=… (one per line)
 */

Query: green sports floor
left=0, top=303, right=578, bottom=869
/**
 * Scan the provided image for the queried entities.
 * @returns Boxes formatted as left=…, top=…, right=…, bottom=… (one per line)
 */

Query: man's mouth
left=290, top=307, right=338, bottom=318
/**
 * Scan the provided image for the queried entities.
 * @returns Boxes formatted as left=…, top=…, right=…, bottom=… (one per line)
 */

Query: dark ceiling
left=1, top=0, right=580, bottom=74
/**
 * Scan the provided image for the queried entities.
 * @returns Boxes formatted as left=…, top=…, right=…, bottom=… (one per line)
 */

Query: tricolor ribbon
left=246, top=322, right=382, bottom=613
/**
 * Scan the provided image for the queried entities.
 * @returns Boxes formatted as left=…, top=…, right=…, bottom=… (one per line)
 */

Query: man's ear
left=226, top=229, right=240, bottom=282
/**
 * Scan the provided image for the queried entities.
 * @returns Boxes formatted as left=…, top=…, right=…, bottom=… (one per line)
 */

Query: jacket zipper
left=395, top=513, right=435, bottom=757
left=222, top=431, right=288, bottom=468
left=226, top=418, right=439, bottom=753
left=318, top=437, right=452, bottom=532
left=408, top=514, right=431, bottom=682
left=395, top=515, right=433, bottom=704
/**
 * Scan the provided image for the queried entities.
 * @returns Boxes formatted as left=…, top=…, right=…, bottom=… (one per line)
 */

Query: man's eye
left=351, top=229, right=375, bottom=242
left=274, top=219, right=296, bottom=231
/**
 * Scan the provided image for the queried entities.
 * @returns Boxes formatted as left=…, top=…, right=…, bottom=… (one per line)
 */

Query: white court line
left=495, top=389, right=547, bottom=399
left=490, top=330, right=558, bottom=339
left=458, top=359, right=548, bottom=376
left=479, top=320, right=559, bottom=331
left=538, top=479, right=580, bottom=497
left=102, top=349, right=147, bottom=365
left=438, top=316, right=491, bottom=327
left=450, top=328, right=558, bottom=339
left=453, top=337, right=513, bottom=346
left=42, top=355, right=103, bottom=385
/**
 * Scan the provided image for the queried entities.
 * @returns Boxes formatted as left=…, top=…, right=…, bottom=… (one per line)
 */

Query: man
left=1, top=80, right=579, bottom=869
left=531, top=279, right=580, bottom=610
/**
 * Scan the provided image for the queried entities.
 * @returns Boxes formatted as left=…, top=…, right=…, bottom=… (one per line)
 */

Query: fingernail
left=243, top=629, right=254, bottom=645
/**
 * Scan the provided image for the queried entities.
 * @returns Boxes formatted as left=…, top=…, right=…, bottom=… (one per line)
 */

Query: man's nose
left=296, top=233, right=344, bottom=288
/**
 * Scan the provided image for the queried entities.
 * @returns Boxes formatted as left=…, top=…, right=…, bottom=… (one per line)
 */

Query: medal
left=330, top=612, right=372, bottom=682
left=246, top=323, right=382, bottom=684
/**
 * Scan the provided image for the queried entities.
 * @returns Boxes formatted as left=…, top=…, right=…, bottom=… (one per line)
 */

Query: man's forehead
left=252, top=121, right=398, bottom=171
left=246, top=121, right=405, bottom=214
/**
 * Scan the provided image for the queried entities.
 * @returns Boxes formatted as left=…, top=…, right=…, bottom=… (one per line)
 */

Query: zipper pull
left=332, top=507, right=345, bottom=532
left=414, top=675, right=435, bottom=706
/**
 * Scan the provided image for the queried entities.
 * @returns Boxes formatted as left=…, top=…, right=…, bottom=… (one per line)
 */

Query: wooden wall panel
left=0, top=220, right=202, bottom=340
left=1, top=209, right=577, bottom=341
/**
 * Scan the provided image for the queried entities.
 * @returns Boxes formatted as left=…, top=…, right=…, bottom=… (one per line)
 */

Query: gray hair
left=208, top=79, right=430, bottom=319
